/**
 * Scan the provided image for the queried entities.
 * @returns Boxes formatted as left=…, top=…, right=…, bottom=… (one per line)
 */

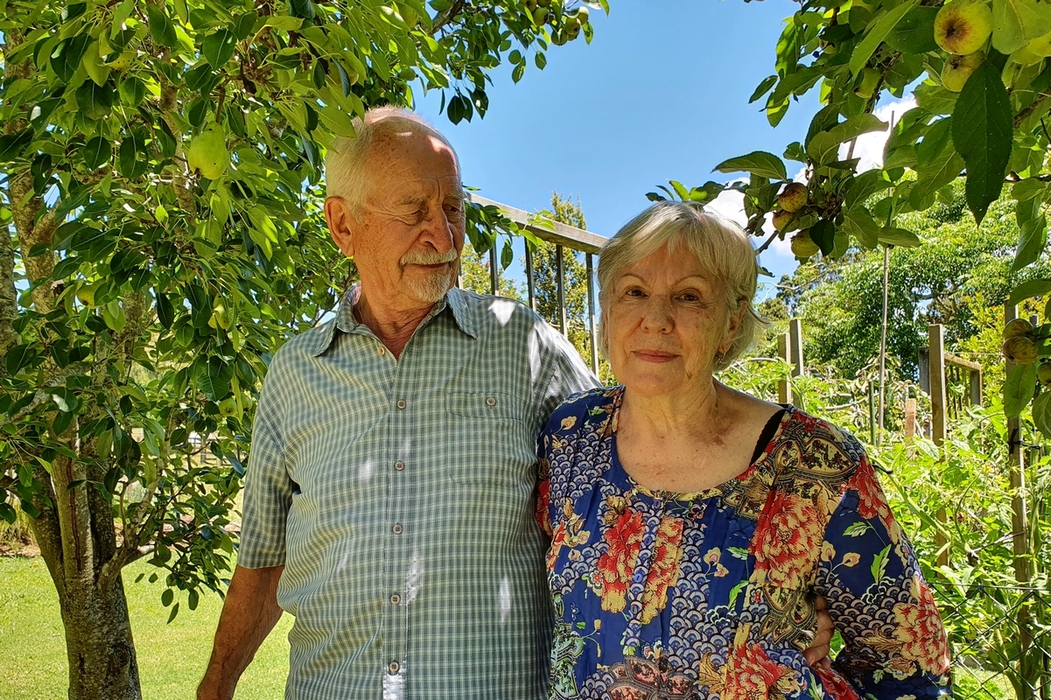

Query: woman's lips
left=633, top=350, right=677, bottom=362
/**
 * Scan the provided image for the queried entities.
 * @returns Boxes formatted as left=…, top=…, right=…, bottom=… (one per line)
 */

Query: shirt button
left=392, top=524, right=403, bottom=534
left=396, top=400, right=406, bottom=409
left=486, top=396, right=496, bottom=407
left=390, top=593, right=401, bottom=605
left=388, top=661, right=400, bottom=674
left=378, top=346, right=386, bottom=356
left=394, top=461, right=405, bottom=471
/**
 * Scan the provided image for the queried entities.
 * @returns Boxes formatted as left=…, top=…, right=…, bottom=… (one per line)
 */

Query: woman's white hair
left=324, top=106, right=457, bottom=209
left=597, top=200, right=766, bottom=372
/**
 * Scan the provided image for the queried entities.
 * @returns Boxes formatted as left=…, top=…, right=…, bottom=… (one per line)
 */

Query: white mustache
left=401, top=249, right=458, bottom=266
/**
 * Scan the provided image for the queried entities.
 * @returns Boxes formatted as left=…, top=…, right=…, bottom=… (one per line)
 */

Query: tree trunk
left=58, top=572, right=141, bottom=700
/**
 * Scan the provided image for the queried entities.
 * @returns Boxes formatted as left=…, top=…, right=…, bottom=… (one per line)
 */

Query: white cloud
left=841, top=96, right=917, bottom=172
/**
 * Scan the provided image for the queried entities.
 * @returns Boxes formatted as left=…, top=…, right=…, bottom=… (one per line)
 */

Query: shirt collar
left=306, top=284, right=478, bottom=357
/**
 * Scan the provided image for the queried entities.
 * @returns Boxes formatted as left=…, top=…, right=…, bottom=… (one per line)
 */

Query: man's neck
left=352, top=289, right=440, bottom=359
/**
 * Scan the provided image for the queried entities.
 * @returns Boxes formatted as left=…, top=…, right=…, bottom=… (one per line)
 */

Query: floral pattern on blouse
left=537, top=386, right=950, bottom=700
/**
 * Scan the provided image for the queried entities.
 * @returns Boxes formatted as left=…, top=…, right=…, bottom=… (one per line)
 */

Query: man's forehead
left=378, top=177, right=465, bottom=204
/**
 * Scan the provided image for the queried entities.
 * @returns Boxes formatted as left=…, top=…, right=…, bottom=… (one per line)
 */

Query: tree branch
left=1015, top=92, right=1051, bottom=130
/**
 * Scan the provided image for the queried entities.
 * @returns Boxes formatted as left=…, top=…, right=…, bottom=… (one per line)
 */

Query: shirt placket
left=383, top=345, right=415, bottom=694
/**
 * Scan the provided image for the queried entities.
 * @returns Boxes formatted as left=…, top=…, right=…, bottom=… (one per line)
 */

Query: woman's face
left=605, top=243, right=738, bottom=399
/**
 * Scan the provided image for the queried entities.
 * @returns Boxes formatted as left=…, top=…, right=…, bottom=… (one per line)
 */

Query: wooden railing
left=466, top=194, right=607, bottom=375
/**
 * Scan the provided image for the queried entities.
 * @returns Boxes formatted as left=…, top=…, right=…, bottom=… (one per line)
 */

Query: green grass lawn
left=0, top=556, right=292, bottom=699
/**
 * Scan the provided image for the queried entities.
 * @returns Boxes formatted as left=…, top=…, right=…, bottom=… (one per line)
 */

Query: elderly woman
left=537, top=202, right=950, bottom=699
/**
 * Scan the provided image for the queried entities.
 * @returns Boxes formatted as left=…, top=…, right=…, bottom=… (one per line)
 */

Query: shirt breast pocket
left=444, top=391, right=532, bottom=486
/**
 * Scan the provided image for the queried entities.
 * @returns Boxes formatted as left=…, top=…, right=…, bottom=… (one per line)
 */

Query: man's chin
left=403, top=272, right=455, bottom=303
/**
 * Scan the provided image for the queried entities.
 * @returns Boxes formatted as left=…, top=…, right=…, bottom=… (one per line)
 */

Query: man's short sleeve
left=529, top=319, right=601, bottom=431
left=237, top=359, right=295, bottom=568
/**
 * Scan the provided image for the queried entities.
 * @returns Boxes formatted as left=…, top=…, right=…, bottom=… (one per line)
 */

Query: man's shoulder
left=450, top=287, right=545, bottom=332
left=269, top=319, right=338, bottom=368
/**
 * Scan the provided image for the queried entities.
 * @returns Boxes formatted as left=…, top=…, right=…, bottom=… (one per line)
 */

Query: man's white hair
left=324, top=106, right=458, bottom=208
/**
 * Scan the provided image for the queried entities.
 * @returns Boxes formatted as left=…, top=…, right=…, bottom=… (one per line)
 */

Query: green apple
left=1003, top=336, right=1039, bottom=365
left=941, top=52, right=984, bottom=92
left=564, top=16, right=582, bottom=41
left=1038, top=362, right=1051, bottom=388
left=187, top=123, right=230, bottom=180
left=771, top=209, right=797, bottom=232
left=933, top=0, right=992, bottom=56
left=790, top=231, right=820, bottom=259
left=1003, top=318, right=1034, bottom=339
left=532, top=6, right=549, bottom=24
left=778, top=182, right=808, bottom=213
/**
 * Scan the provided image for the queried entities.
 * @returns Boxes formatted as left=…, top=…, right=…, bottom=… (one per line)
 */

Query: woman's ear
left=325, top=197, right=355, bottom=258
left=719, top=299, right=747, bottom=356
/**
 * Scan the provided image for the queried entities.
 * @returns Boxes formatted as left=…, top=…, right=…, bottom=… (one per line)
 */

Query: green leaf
left=0, top=503, right=15, bottom=524
left=82, top=136, right=112, bottom=170
left=849, top=0, right=919, bottom=76
left=161, top=588, right=174, bottom=607
left=992, top=0, right=1051, bottom=54
left=75, top=81, right=114, bottom=120
left=843, top=206, right=882, bottom=248
left=914, top=81, right=958, bottom=116
left=1008, top=278, right=1051, bottom=305
left=51, top=35, right=91, bottom=83
left=807, top=114, right=889, bottom=164
left=810, top=220, right=836, bottom=255
left=885, top=6, right=940, bottom=53
left=155, top=290, right=175, bottom=330
left=1005, top=362, right=1038, bottom=417
left=167, top=602, right=180, bottom=624
left=1033, top=391, right=1051, bottom=438
left=877, top=227, right=921, bottom=247
left=1014, top=214, right=1047, bottom=271
left=749, top=75, right=778, bottom=104
left=203, top=28, right=237, bottom=68
left=951, top=60, right=1012, bottom=225
left=911, top=149, right=965, bottom=201
left=713, top=151, right=786, bottom=181
left=915, top=118, right=952, bottom=168
left=146, top=5, right=178, bottom=48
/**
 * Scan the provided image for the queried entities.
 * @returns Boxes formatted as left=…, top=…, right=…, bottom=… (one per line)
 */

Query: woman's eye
left=679, top=292, right=700, bottom=302
left=624, top=288, right=645, bottom=298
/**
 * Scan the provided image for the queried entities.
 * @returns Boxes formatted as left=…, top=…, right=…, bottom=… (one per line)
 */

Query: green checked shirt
left=239, top=285, right=598, bottom=700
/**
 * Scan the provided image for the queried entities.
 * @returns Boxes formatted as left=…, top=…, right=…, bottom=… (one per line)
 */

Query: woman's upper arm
left=815, top=457, right=951, bottom=698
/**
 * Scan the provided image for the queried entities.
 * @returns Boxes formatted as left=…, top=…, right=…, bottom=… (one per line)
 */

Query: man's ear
left=325, top=197, right=355, bottom=257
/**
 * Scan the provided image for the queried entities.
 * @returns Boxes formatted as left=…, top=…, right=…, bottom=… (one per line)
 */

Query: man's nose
left=418, top=206, right=456, bottom=253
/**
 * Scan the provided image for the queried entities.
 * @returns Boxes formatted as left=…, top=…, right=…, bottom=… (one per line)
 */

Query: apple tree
left=651, top=0, right=1051, bottom=426
left=0, top=0, right=602, bottom=697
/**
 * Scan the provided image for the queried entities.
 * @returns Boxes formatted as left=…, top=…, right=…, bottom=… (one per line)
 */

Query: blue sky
left=411, top=0, right=827, bottom=287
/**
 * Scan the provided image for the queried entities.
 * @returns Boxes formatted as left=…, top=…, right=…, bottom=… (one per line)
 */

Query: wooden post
left=586, top=253, right=599, bottom=376
left=789, top=318, right=804, bottom=377
left=556, top=244, right=567, bottom=336
left=929, top=324, right=949, bottom=569
left=778, top=332, right=792, bottom=405
left=904, top=397, right=917, bottom=438
left=1005, top=305, right=1031, bottom=584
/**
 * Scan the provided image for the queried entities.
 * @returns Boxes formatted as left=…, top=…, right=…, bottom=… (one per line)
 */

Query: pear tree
left=0, top=0, right=603, bottom=697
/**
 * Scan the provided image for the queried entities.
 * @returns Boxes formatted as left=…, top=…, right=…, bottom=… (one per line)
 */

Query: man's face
left=328, top=127, right=466, bottom=310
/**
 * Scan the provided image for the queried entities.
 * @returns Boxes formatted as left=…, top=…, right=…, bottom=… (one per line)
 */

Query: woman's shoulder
left=771, top=406, right=870, bottom=484
left=543, top=385, right=622, bottom=436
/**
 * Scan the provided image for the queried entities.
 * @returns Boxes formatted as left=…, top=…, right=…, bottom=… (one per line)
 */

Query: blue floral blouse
left=537, top=387, right=951, bottom=700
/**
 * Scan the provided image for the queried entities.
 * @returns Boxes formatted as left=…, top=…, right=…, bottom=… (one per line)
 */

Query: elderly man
left=197, top=107, right=598, bottom=700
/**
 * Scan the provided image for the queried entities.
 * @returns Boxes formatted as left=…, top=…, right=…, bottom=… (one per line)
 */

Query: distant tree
left=776, top=188, right=1051, bottom=380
